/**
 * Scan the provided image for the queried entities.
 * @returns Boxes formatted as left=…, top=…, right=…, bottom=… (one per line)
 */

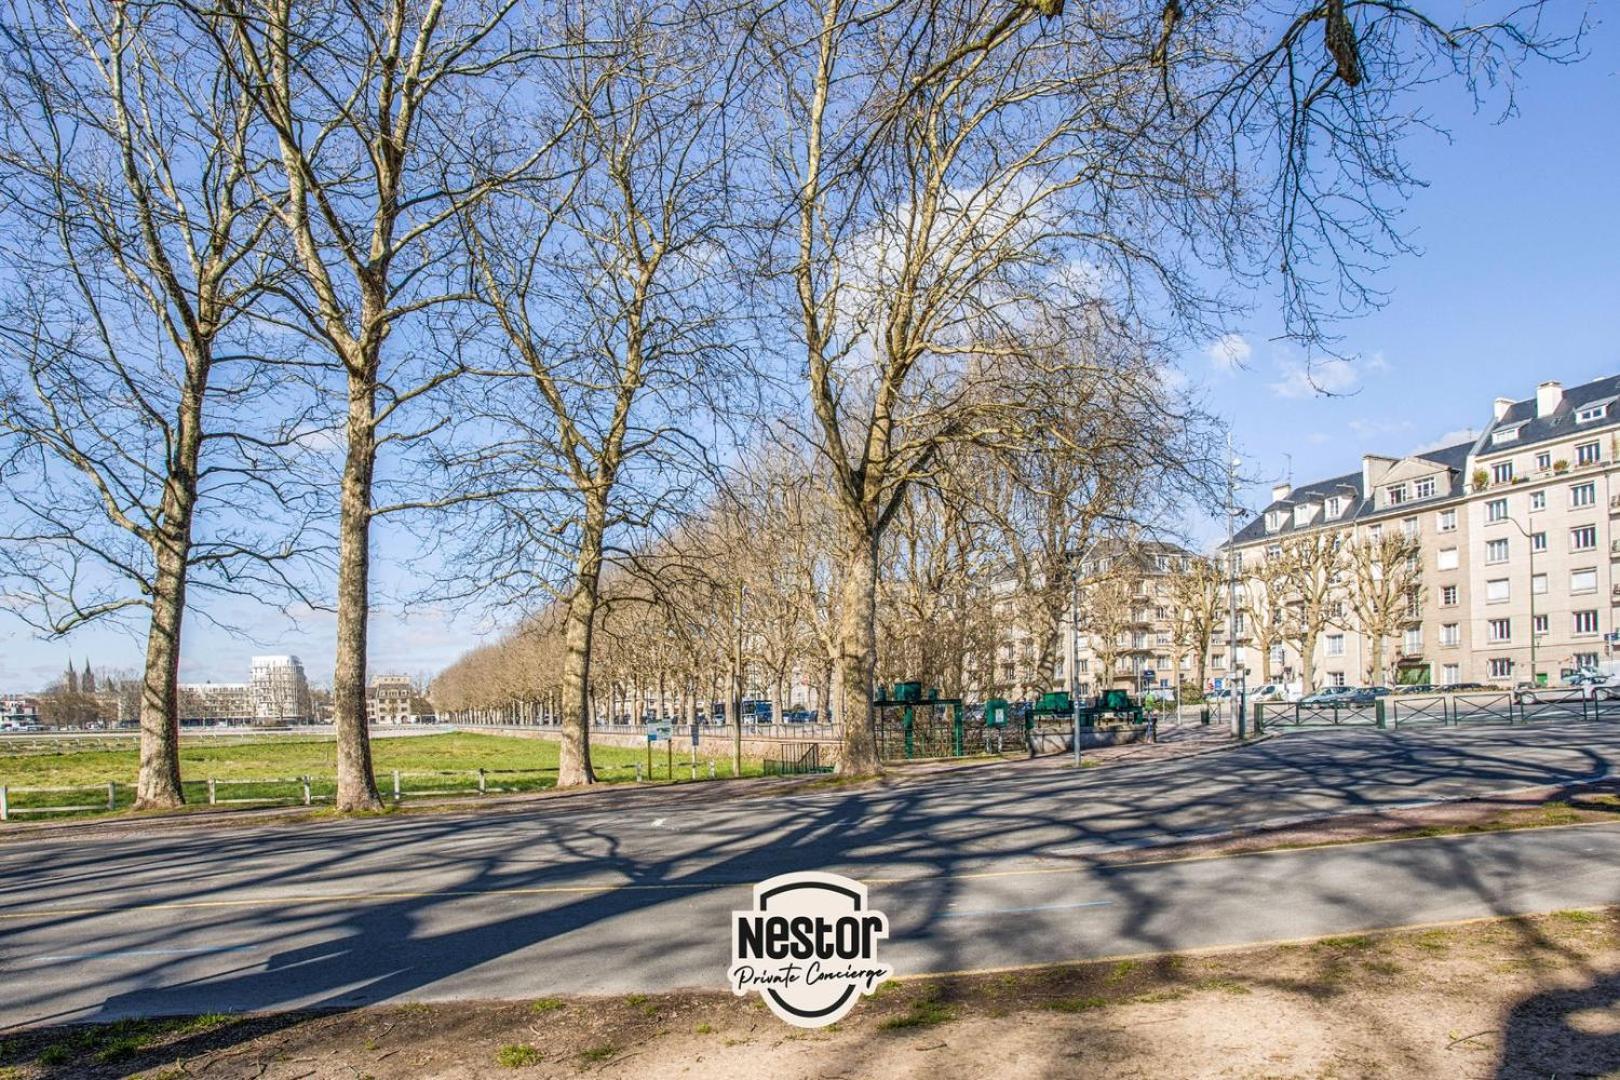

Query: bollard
left=1375, top=699, right=1387, bottom=730
left=477, top=768, right=486, bottom=795
left=208, top=778, right=217, bottom=805
left=393, top=769, right=401, bottom=800
left=708, top=761, right=716, bottom=780
left=301, top=778, right=312, bottom=806
left=1253, top=704, right=1265, bottom=735
left=1, top=784, right=8, bottom=822
left=1200, top=707, right=1210, bottom=726
left=636, top=762, right=644, bottom=783
left=107, top=781, right=116, bottom=811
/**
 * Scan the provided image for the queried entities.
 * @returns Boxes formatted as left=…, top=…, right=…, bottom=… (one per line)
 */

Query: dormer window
left=1491, top=424, right=1523, bottom=445
left=1385, top=484, right=1408, bottom=506
left=1293, top=503, right=1318, bottom=528
left=1576, top=399, right=1613, bottom=423
left=1415, top=477, right=1436, bottom=499
left=1265, top=510, right=1283, bottom=532
left=1325, top=496, right=1343, bottom=517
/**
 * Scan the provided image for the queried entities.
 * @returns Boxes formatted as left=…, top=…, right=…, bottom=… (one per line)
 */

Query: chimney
left=1493, top=396, right=1513, bottom=421
left=1362, top=454, right=1394, bottom=497
left=1271, top=482, right=1292, bottom=503
left=1536, top=380, right=1563, bottom=417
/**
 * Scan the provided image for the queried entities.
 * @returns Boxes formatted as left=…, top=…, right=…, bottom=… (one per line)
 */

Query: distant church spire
left=82, top=659, right=96, bottom=694
left=66, top=658, right=78, bottom=694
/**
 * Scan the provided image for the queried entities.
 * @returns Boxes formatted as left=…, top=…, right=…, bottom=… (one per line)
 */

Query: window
left=1440, top=623, right=1461, bottom=647
left=1576, top=652, right=1600, bottom=669
left=1532, top=531, right=1547, bottom=552
left=1437, top=548, right=1459, bottom=571
left=1578, top=442, right=1601, bottom=465
left=1532, top=614, right=1549, bottom=636
left=1326, top=634, right=1345, bottom=657
left=1572, top=525, right=1598, bottom=551
left=1486, top=538, right=1509, bottom=563
left=1385, top=484, right=1408, bottom=506
left=1486, top=498, right=1509, bottom=522
left=1492, top=426, right=1522, bottom=445
left=1577, top=402, right=1610, bottom=423
left=1326, top=496, right=1343, bottom=517
left=1328, top=672, right=1346, bottom=688
left=1441, top=584, right=1458, bottom=607
left=1368, top=524, right=1383, bottom=541
left=1574, top=610, right=1600, bottom=635
left=1403, top=627, right=1423, bottom=653
left=1486, top=578, right=1510, bottom=603
left=1442, top=663, right=1460, bottom=684
left=1405, top=586, right=1421, bottom=618
left=1402, top=516, right=1419, bottom=539
left=1530, top=491, right=1546, bottom=511
left=1489, top=658, right=1514, bottom=679
left=1415, top=477, right=1435, bottom=499
left=1266, top=511, right=1282, bottom=532
left=1532, top=573, right=1548, bottom=595
left=1571, top=568, right=1598, bottom=593
left=1492, top=462, right=1515, bottom=484
left=1536, top=451, right=1552, bottom=471
left=1572, top=482, right=1597, bottom=508
left=1437, top=508, right=1457, bottom=532
left=1488, top=619, right=1512, bottom=643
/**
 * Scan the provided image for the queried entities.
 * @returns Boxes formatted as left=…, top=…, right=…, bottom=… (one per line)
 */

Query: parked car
left=1299, top=686, right=1354, bottom=706
left=1563, top=668, right=1609, bottom=687
left=1343, top=686, right=1392, bottom=705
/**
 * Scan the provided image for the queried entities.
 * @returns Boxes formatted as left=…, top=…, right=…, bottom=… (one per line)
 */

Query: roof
left=1229, top=441, right=1473, bottom=548
left=1475, top=374, right=1620, bottom=458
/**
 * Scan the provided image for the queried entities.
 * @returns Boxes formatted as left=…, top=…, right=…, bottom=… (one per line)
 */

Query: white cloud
left=1205, top=333, right=1252, bottom=374
left=1409, top=428, right=1480, bottom=456
left=1269, top=356, right=1364, bottom=399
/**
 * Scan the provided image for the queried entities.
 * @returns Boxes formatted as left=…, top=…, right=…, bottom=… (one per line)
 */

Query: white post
left=636, top=762, right=644, bottom=783
left=708, top=761, right=716, bottom=780
left=301, top=778, right=311, bottom=806
left=208, top=778, right=217, bottom=805
left=393, top=769, right=401, bottom=800
left=107, top=781, right=116, bottom=811
left=1, top=785, right=8, bottom=821
left=477, top=768, right=486, bottom=795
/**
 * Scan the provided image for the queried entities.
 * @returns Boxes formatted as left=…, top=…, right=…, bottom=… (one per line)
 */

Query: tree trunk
left=836, top=524, right=880, bottom=775
left=135, top=539, right=188, bottom=808
left=1299, top=630, right=1318, bottom=693
left=334, top=374, right=382, bottom=811
left=557, top=500, right=607, bottom=786
left=133, top=368, right=206, bottom=810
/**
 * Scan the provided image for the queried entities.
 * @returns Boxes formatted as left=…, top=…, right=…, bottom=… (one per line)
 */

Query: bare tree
left=0, top=0, right=311, bottom=806
left=1168, top=555, right=1223, bottom=695
left=1272, top=533, right=1345, bottom=693
left=1242, top=556, right=1291, bottom=685
left=208, top=0, right=553, bottom=808
left=1345, top=530, right=1423, bottom=685
left=443, top=0, right=746, bottom=785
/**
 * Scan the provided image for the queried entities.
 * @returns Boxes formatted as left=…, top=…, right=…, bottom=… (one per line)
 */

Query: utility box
left=892, top=681, right=923, bottom=703
left=984, top=698, right=1010, bottom=728
left=1033, top=690, right=1072, bottom=716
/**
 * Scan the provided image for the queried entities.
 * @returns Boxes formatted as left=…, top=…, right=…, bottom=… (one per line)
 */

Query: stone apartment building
left=367, top=674, right=414, bottom=724
left=1227, top=374, right=1620, bottom=689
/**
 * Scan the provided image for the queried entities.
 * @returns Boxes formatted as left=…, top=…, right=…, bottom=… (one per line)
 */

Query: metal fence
left=761, top=742, right=834, bottom=776
left=1258, top=687, right=1620, bottom=734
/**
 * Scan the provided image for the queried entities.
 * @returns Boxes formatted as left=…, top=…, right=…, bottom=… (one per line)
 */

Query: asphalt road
left=3, top=723, right=1620, bottom=1030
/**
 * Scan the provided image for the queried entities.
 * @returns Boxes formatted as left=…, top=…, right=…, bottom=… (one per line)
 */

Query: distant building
left=367, top=674, right=413, bottom=724
left=1, top=698, right=40, bottom=726
left=250, top=655, right=313, bottom=723
left=176, top=683, right=254, bottom=724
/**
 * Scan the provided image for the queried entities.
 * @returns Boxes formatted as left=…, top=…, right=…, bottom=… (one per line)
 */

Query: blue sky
left=4, top=10, right=1616, bottom=692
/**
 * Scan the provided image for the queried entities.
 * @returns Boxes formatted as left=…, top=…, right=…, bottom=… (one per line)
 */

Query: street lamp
left=1225, top=440, right=1246, bottom=736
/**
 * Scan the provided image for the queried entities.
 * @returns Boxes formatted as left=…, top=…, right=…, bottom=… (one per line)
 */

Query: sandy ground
left=6, top=909, right=1618, bottom=1079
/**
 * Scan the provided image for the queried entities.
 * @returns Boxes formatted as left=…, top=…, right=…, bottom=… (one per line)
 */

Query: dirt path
left=7, top=909, right=1617, bottom=1079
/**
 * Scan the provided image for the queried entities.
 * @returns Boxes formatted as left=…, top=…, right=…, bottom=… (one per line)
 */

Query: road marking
left=651, top=818, right=666, bottom=827
left=939, top=899, right=1114, bottom=919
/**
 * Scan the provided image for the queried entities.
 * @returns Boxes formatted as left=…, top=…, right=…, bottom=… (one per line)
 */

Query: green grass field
left=0, top=732, right=761, bottom=819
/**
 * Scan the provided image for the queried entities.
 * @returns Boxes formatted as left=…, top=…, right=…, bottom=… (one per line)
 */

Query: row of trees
left=0, top=0, right=1572, bottom=809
